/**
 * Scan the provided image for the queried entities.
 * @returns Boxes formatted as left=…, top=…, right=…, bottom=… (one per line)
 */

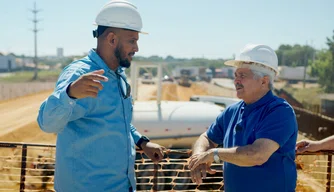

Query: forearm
left=192, top=133, right=217, bottom=155
left=130, top=124, right=142, bottom=144
left=217, top=145, right=267, bottom=167
left=319, top=135, right=334, bottom=150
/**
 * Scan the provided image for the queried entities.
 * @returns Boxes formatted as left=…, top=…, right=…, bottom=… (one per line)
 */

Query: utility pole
left=303, top=42, right=308, bottom=89
left=303, top=51, right=307, bottom=88
left=30, top=2, right=42, bottom=80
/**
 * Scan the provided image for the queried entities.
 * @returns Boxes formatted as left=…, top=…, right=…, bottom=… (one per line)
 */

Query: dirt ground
left=0, top=82, right=235, bottom=143
left=0, top=90, right=56, bottom=144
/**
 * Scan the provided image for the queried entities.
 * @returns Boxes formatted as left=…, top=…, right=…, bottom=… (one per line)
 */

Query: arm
left=130, top=123, right=142, bottom=145
left=190, top=102, right=297, bottom=169
left=189, top=138, right=279, bottom=169
left=318, top=135, right=334, bottom=150
left=37, top=68, right=85, bottom=133
left=130, top=124, right=165, bottom=163
left=37, top=68, right=107, bottom=133
left=211, top=138, right=279, bottom=166
left=37, top=86, right=81, bottom=133
left=189, top=111, right=225, bottom=184
left=192, top=132, right=217, bottom=155
left=296, top=135, right=334, bottom=153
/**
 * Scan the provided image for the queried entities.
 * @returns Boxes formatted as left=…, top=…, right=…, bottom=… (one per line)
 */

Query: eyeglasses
left=116, top=72, right=131, bottom=99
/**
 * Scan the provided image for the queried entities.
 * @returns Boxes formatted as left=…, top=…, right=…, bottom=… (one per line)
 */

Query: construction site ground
left=0, top=82, right=237, bottom=143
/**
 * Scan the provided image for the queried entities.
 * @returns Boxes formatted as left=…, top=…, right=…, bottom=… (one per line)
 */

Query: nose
left=134, top=42, right=139, bottom=52
left=234, top=77, right=241, bottom=84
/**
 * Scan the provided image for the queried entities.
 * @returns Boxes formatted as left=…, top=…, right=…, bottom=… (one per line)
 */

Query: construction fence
left=0, top=142, right=333, bottom=192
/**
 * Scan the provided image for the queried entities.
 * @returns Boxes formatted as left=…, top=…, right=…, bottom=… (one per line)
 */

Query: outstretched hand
left=67, top=69, right=108, bottom=99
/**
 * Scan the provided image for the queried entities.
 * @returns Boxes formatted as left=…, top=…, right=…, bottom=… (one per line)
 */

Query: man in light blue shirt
left=37, top=1, right=165, bottom=191
left=189, top=44, right=298, bottom=192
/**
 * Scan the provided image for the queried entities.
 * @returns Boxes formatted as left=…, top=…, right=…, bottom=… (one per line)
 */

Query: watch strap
left=136, top=136, right=150, bottom=150
left=213, top=148, right=220, bottom=163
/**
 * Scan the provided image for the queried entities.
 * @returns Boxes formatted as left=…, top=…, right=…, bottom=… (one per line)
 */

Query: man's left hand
left=141, top=142, right=165, bottom=163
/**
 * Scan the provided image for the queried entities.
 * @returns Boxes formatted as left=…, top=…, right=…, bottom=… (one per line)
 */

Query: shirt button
left=69, top=101, right=74, bottom=105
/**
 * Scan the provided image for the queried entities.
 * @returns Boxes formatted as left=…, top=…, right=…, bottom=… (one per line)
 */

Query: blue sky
left=0, top=0, right=333, bottom=59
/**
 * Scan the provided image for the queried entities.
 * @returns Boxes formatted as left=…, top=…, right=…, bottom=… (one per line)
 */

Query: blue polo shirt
left=207, top=91, right=298, bottom=192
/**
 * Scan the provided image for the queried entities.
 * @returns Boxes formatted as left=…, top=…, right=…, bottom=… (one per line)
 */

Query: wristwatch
left=213, top=148, right=221, bottom=163
left=137, top=136, right=150, bottom=150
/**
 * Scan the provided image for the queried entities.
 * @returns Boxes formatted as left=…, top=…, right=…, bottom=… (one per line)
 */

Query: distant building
left=0, top=55, right=17, bottom=72
left=57, top=48, right=64, bottom=58
left=215, top=67, right=235, bottom=79
left=278, top=66, right=318, bottom=83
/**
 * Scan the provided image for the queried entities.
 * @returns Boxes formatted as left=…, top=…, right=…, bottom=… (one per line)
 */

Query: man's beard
left=115, top=45, right=131, bottom=68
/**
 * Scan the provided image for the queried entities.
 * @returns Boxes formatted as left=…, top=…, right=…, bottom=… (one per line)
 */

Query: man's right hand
left=190, top=163, right=216, bottom=185
left=67, top=69, right=108, bottom=99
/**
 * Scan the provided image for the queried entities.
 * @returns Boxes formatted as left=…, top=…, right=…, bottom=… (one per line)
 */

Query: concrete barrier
left=0, top=82, right=55, bottom=101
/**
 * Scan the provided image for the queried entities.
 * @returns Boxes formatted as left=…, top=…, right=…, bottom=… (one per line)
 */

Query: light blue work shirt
left=37, top=49, right=142, bottom=192
left=207, top=91, right=298, bottom=192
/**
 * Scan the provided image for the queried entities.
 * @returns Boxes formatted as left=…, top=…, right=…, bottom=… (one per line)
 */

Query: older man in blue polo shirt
left=188, top=44, right=298, bottom=192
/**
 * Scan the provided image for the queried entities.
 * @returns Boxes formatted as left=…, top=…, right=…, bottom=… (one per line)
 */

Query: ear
left=262, top=76, right=270, bottom=87
left=106, top=31, right=118, bottom=47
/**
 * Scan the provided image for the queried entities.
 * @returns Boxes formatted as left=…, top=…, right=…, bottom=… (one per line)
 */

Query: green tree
left=276, top=44, right=315, bottom=67
left=310, top=30, right=334, bottom=93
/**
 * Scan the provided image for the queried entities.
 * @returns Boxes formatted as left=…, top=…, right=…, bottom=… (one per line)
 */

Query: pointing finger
left=92, top=69, right=105, bottom=75
left=88, top=74, right=108, bottom=82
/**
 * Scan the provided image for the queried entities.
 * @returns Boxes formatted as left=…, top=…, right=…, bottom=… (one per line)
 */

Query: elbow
left=39, top=125, right=59, bottom=134
left=242, top=149, right=269, bottom=166
left=252, top=155, right=268, bottom=166
left=37, top=115, right=62, bottom=134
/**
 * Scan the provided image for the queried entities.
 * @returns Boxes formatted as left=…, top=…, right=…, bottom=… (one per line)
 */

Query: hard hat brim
left=92, top=23, right=148, bottom=34
left=225, top=60, right=278, bottom=75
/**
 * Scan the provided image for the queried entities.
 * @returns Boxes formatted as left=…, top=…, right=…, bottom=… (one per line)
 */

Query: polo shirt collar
left=242, top=90, right=274, bottom=115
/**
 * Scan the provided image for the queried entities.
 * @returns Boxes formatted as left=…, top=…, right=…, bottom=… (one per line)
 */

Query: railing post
left=326, top=154, right=332, bottom=192
left=20, top=144, right=27, bottom=192
left=152, top=163, right=158, bottom=191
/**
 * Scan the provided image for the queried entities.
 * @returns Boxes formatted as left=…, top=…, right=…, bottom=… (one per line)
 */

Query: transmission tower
left=30, top=2, right=42, bottom=80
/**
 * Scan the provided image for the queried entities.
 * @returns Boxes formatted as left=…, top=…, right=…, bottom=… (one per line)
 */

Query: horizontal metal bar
left=0, top=142, right=55, bottom=148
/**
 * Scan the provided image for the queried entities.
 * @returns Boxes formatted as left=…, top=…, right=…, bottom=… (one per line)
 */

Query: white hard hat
left=225, top=44, right=278, bottom=76
left=94, top=0, right=147, bottom=34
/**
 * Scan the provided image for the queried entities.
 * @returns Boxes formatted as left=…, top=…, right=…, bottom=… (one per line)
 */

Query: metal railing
left=0, top=142, right=333, bottom=192
left=296, top=151, right=333, bottom=192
